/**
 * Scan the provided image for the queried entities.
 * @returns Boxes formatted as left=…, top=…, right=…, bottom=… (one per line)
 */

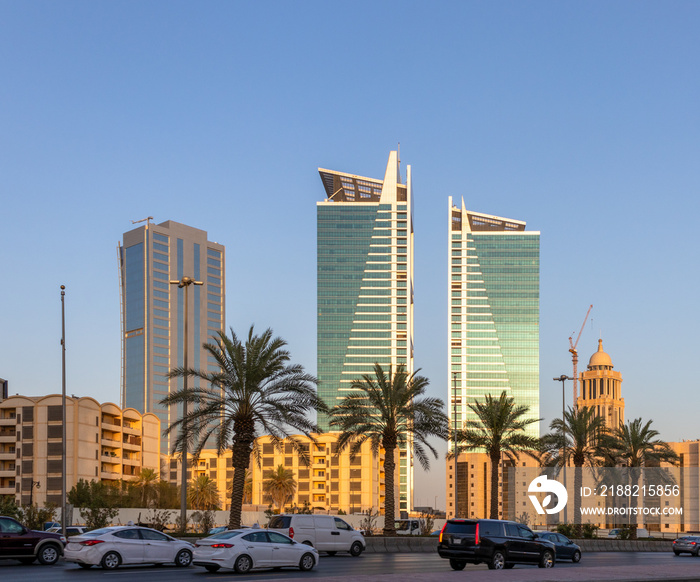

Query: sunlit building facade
left=317, top=151, right=414, bottom=513
left=447, top=198, right=540, bottom=440
left=119, top=220, right=225, bottom=453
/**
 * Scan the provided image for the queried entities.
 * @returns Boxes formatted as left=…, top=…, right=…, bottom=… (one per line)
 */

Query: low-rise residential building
left=0, top=394, right=160, bottom=506
left=167, top=433, right=387, bottom=515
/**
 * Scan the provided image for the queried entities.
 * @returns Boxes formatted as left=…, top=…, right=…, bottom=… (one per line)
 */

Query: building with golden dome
left=575, top=339, right=624, bottom=432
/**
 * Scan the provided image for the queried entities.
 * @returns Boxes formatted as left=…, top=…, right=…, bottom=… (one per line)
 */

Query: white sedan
left=64, top=526, right=194, bottom=569
left=193, top=529, right=319, bottom=573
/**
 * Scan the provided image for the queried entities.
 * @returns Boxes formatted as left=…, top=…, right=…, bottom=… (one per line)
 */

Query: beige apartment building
left=166, top=433, right=387, bottom=515
left=0, top=394, right=160, bottom=506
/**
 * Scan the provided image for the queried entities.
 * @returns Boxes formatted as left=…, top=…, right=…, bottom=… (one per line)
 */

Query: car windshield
left=207, top=530, right=246, bottom=540
left=268, top=516, right=291, bottom=529
left=395, top=521, right=411, bottom=531
left=82, top=527, right=117, bottom=536
left=445, top=521, right=477, bottom=535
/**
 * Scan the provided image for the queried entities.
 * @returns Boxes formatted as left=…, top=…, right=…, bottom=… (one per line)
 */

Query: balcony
left=122, top=423, right=140, bottom=435
left=0, top=486, right=15, bottom=495
left=122, top=457, right=140, bottom=466
left=0, top=452, right=15, bottom=461
left=0, top=469, right=15, bottom=478
left=122, top=440, right=141, bottom=451
left=0, top=418, right=16, bottom=426
left=100, top=471, right=121, bottom=480
left=101, top=454, right=121, bottom=463
left=101, top=438, right=121, bottom=449
left=0, top=432, right=16, bottom=443
left=101, top=422, right=122, bottom=433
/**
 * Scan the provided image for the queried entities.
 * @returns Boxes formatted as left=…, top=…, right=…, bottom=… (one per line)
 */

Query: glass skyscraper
left=119, top=220, right=225, bottom=453
left=317, top=151, right=414, bottom=512
left=448, top=197, right=539, bottom=441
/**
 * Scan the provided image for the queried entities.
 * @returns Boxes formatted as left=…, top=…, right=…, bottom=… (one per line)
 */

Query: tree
left=330, top=363, right=449, bottom=536
left=604, top=418, right=679, bottom=468
left=602, top=417, right=679, bottom=539
left=263, top=465, right=296, bottom=512
left=188, top=474, right=220, bottom=510
left=541, top=406, right=608, bottom=531
left=455, top=391, right=540, bottom=519
left=161, top=325, right=324, bottom=529
left=67, top=479, right=118, bottom=529
left=0, top=496, right=21, bottom=520
left=135, top=468, right=160, bottom=508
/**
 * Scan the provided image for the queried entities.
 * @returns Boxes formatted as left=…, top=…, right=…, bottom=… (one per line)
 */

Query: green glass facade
left=317, top=152, right=414, bottom=511
left=449, top=198, right=540, bottom=440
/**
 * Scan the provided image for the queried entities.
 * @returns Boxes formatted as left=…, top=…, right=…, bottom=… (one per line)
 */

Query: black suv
left=438, top=518, right=556, bottom=570
left=0, top=516, right=66, bottom=565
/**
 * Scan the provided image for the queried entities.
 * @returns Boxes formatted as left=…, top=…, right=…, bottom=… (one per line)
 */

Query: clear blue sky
left=2, top=2, right=699, bottom=510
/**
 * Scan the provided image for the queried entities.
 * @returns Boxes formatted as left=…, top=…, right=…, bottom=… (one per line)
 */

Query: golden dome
left=589, top=339, right=613, bottom=368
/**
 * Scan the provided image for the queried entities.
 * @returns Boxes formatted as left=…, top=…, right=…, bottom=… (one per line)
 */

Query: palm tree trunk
left=228, top=436, right=253, bottom=529
left=383, top=442, right=397, bottom=536
left=489, top=450, right=500, bottom=520
left=574, top=465, right=582, bottom=536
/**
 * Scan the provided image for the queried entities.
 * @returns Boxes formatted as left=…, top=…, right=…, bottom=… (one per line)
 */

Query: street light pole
left=554, top=375, right=573, bottom=524
left=60, top=285, right=67, bottom=537
left=170, top=276, right=203, bottom=531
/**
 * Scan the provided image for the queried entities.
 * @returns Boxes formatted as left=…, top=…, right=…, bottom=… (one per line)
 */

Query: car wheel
left=205, top=565, right=220, bottom=573
left=488, top=551, right=505, bottom=570
left=101, top=551, right=121, bottom=570
left=175, top=549, right=192, bottom=567
left=302, top=540, right=314, bottom=546
left=234, top=554, right=252, bottom=573
left=572, top=550, right=581, bottom=563
left=350, top=541, right=364, bottom=557
left=37, top=543, right=61, bottom=565
left=78, top=563, right=92, bottom=569
left=299, top=552, right=315, bottom=571
left=539, top=550, right=555, bottom=568
left=449, top=559, right=466, bottom=570
left=326, top=551, right=337, bottom=556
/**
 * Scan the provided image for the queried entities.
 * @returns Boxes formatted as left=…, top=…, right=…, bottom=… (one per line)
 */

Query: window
left=114, top=529, right=140, bottom=540
left=242, top=531, right=269, bottom=543
left=140, top=529, right=169, bottom=541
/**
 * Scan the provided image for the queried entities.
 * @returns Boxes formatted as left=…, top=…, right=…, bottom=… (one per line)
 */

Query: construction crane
left=569, top=304, right=593, bottom=407
left=131, top=216, right=153, bottom=226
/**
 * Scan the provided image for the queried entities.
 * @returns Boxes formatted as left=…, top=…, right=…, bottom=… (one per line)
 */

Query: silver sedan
left=193, top=529, right=319, bottom=573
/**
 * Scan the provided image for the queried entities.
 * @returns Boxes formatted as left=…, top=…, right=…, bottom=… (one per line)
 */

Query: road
left=2, top=552, right=700, bottom=582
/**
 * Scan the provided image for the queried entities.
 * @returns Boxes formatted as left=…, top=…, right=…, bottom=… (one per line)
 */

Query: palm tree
left=605, top=418, right=678, bottom=468
left=161, top=325, right=324, bottom=529
left=188, top=474, right=220, bottom=510
left=455, top=391, right=540, bottom=519
left=603, top=418, right=679, bottom=539
left=541, top=406, right=608, bottom=530
left=330, top=363, right=449, bottom=536
left=263, top=465, right=297, bottom=512
left=228, top=469, right=253, bottom=505
left=135, top=468, right=160, bottom=508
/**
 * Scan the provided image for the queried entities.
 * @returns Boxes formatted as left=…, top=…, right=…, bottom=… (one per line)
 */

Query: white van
left=268, top=515, right=365, bottom=556
left=395, top=519, right=425, bottom=536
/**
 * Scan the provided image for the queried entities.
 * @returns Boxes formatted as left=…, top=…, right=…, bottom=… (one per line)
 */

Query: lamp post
left=28, top=480, right=40, bottom=507
left=60, top=285, right=67, bottom=537
left=554, top=375, right=573, bottom=524
left=170, top=276, right=203, bottom=531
